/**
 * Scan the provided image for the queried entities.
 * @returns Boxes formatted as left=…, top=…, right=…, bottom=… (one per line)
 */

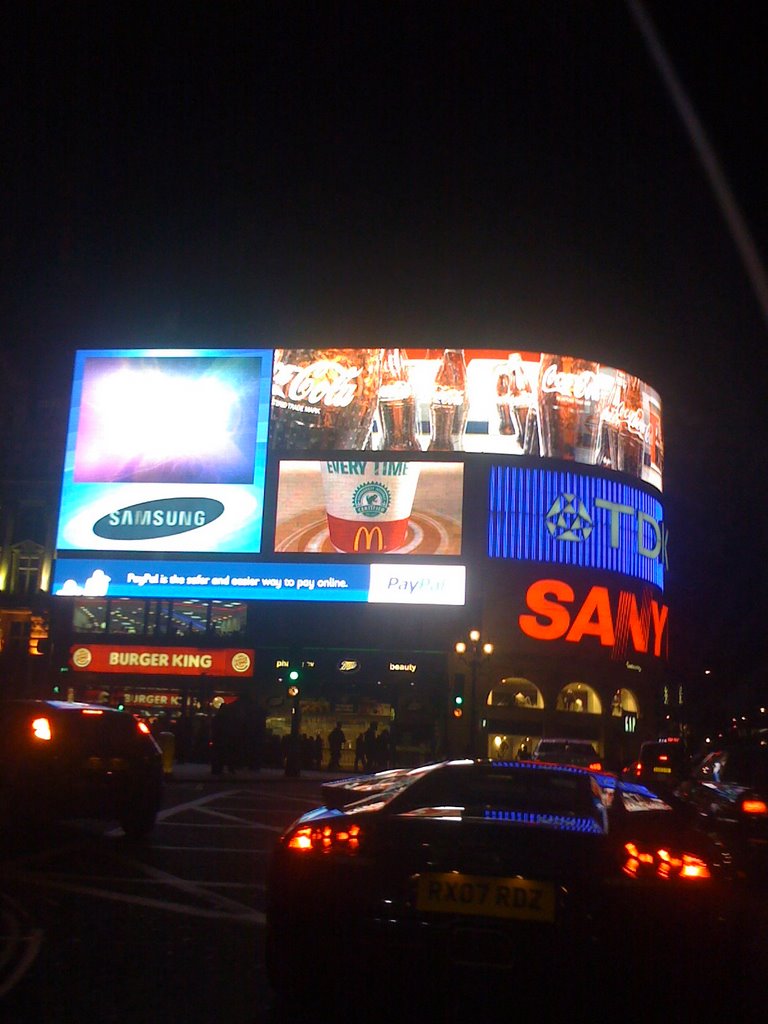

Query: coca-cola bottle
left=616, top=373, right=646, bottom=477
left=270, top=349, right=382, bottom=450
left=377, top=348, right=423, bottom=451
left=535, top=353, right=604, bottom=462
left=509, top=353, right=535, bottom=448
left=495, top=363, right=519, bottom=437
left=428, top=349, right=468, bottom=451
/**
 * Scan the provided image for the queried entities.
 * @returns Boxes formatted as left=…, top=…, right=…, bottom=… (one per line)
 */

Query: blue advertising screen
left=488, top=466, right=666, bottom=590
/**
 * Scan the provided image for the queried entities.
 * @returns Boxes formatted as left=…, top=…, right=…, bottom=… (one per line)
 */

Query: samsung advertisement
left=53, top=347, right=665, bottom=606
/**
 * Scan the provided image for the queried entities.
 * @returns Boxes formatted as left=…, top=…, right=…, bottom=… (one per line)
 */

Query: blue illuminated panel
left=488, top=466, right=666, bottom=590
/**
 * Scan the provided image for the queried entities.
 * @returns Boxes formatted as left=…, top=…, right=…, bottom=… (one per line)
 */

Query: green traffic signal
left=288, top=669, right=300, bottom=682
left=453, top=694, right=463, bottom=706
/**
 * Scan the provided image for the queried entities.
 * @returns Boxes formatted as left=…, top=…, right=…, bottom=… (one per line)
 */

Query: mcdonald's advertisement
left=274, top=460, right=463, bottom=555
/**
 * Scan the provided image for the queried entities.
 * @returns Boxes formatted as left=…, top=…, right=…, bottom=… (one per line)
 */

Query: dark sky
left=3, top=2, right=766, bottom=685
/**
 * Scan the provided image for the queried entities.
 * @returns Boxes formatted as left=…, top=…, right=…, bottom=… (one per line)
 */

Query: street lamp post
left=455, top=629, right=494, bottom=758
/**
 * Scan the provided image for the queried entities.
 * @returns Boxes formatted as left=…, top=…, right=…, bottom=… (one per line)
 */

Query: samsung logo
left=93, top=498, right=224, bottom=540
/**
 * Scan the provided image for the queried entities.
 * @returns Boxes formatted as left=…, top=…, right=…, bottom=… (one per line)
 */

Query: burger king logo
left=72, top=647, right=93, bottom=669
left=231, top=651, right=252, bottom=674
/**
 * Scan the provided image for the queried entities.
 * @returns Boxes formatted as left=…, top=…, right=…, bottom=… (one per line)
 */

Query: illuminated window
left=73, top=601, right=107, bottom=632
left=108, top=599, right=148, bottom=635
left=488, top=677, right=544, bottom=709
left=557, top=683, right=601, bottom=714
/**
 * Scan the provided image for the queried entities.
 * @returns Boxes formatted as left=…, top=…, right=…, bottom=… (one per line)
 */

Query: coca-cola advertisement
left=268, top=348, right=663, bottom=491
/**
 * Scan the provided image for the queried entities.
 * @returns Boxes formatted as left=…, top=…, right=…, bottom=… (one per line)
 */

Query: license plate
left=653, top=766, right=672, bottom=773
left=416, top=873, right=555, bottom=922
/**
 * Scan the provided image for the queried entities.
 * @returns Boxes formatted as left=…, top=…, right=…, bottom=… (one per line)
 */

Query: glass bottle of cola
left=616, top=373, right=646, bottom=477
left=495, top=363, right=518, bottom=437
left=377, top=348, right=423, bottom=451
left=270, top=349, right=382, bottom=450
left=428, top=348, right=468, bottom=451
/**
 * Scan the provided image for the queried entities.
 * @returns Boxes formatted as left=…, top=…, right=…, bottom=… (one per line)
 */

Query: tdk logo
left=93, top=498, right=224, bottom=540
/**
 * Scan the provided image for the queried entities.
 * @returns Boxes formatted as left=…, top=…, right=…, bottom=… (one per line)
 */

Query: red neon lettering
left=519, top=578, right=669, bottom=660
left=651, top=602, right=669, bottom=657
left=565, top=586, right=615, bottom=647
left=518, top=579, right=573, bottom=640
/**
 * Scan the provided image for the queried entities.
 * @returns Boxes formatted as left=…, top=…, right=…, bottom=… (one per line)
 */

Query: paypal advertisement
left=52, top=558, right=466, bottom=605
left=55, top=349, right=273, bottom=554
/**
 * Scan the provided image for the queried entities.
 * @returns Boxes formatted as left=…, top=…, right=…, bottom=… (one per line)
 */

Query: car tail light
left=81, top=708, right=104, bottom=716
left=741, top=798, right=768, bottom=816
left=622, top=841, right=712, bottom=881
left=31, top=717, right=52, bottom=741
left=588, top=761, right=603, bottom=771
left=285, top=822, right=362, bottom=855
left=137, top=720, right=152, bottom=736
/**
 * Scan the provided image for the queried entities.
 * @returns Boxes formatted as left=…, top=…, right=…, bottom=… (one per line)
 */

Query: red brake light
left=588, top=761, right=603, bottom=771
left=285, top=822, right=362, bottom=855
left=137, top=720, right=152, bottom=736
left=81, top=708, right=104, bottom=716
left=741, top=798, right=768, bottom=816
left=32, top=717, right=52, bottom=741
left=622, top=841, right=711, bottom=881
left=658, top=754, right=669, bottom=762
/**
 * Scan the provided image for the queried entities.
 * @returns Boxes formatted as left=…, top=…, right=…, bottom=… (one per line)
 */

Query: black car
left=267, top=759, right=731, bottom=1010
left=676, top=739, right=768, bottom=882
left=0, top=700, right=164, bottom=839
left=622, top=738, right=689, bottom=792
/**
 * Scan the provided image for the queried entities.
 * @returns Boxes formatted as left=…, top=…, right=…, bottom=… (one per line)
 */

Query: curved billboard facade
left=52, top=347, right=668, bottom=766
left=53, top=347, right=664, bottom=604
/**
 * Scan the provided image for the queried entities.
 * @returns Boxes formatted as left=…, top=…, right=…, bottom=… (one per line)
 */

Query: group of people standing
left=327, top=721, right=391, bottom=773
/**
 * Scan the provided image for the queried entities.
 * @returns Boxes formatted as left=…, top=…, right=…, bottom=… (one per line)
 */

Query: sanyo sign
left=488, top=467, right=668, bottom=590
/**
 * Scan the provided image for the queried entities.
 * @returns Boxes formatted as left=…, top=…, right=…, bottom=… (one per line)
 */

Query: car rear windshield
left=51, top=710, right=146, bottom=754
left=394, top=764, right=601, bottom=820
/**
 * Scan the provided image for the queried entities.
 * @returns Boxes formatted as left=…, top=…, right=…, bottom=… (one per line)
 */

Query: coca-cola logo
left=272, top=359, right=361, bottom=409
left=540, top=364, right=603, bottom=403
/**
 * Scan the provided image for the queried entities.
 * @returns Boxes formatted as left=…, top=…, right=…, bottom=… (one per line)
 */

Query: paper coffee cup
left=320, top=461, right=421, bottom=552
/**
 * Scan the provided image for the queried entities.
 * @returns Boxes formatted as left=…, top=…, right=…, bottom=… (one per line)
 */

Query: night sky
left=3, top=2, right=766, bottom=689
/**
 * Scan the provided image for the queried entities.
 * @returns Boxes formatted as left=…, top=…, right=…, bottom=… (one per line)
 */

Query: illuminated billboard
left=275, top=460, right=463, bottom=555
left=57, top=349, right=273, bottom=553
left=488, top=466, right=667, bottom=589
left=269, top=349, right=664, bottom=490
left=53, top=347, right=664, bottom=609
left=53, top=558, right=466, bottom=605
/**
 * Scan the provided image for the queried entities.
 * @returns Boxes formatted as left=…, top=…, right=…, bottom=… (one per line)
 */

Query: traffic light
left=452, top=674, right=465, bottom=718
left=287, top=667, right=301, bottom=698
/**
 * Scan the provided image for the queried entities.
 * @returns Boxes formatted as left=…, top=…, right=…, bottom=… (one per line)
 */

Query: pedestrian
left=354, top=731, right=366, bottom=773
left=363, top=722, right=378, bottom=772
left=328, top=721, right=346, bottom=771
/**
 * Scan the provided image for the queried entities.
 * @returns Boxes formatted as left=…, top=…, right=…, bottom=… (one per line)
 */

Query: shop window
left=73, top=601, right=107, bottom=632
left=108, top=599, right=148, bottom=635
left=557, top=683, right=601, bottom=714
left=170, top=600, right=210, bottom=636
left=488, top=677, right=544, bottom=709
left=611, top=687, right=639, bottom=717
left=209, top=601, right=247, bottom=637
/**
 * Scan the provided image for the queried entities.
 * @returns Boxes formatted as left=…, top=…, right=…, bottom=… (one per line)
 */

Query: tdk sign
left=488, top=467, right=667, bottom=590
left=94, top=498, right=224, bottom=540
